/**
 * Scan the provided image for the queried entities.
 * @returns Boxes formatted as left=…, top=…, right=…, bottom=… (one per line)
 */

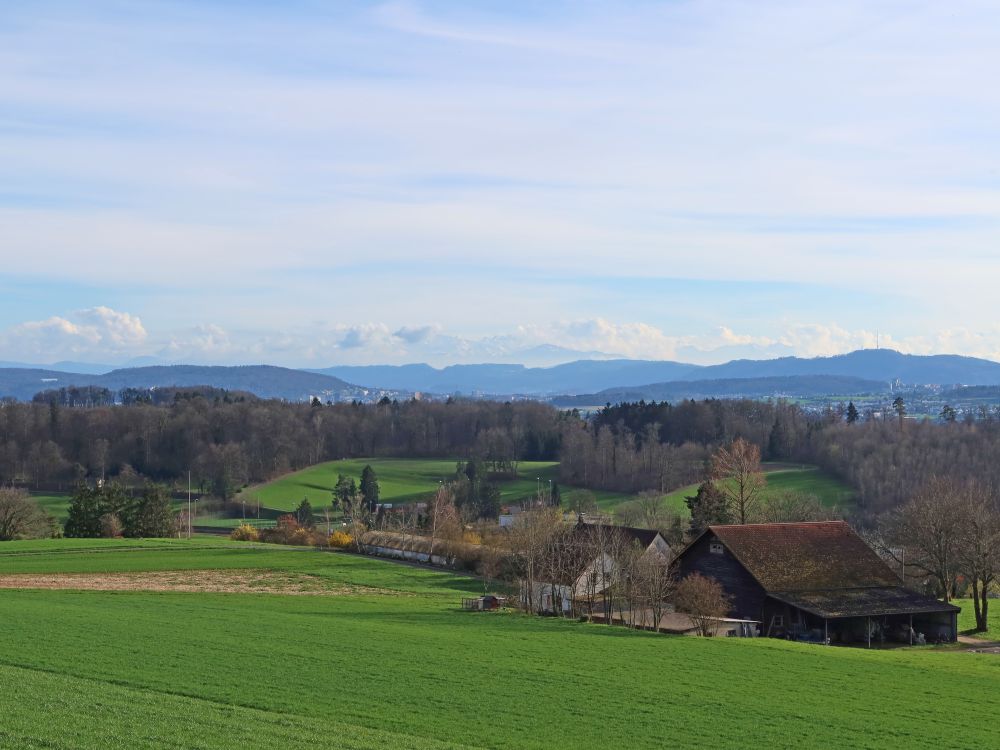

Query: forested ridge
left=2, top=391, right=1000, bottom=513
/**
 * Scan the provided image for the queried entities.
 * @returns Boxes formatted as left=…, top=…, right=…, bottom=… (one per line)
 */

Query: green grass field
left=28, top=460, right=854, bottom=532
left=28, top=493, right=72, bottom=522
left=238, top=458, right=572, bottom=513
left=659, top=464, right=856, bottom=516
left=956, top=598, right=1000, bottom=639
left=0, top=538, right=995, bottom=749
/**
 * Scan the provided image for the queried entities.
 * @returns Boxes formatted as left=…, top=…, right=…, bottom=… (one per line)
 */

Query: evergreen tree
left=846, top=401, right=860, bottom=424
left=684, top=480, right=730, bottom=537
left=125, top=484, right=176, bottom=537
left=550, top=481, right=561, bottom=507
left=360, top=464, right=380, bottom=512
left=940, top=404, right=957, bottom=423
left=64, top=482, right=132, bottom=538
left=892, top=396, right=907, bottom=428
left=767, top=417, right=789, bottom=459
left=334, top=474, right=355, bottom=514
left=294, top=497, right=315, bottom=527
left=64, top=484, right=103, bottom=538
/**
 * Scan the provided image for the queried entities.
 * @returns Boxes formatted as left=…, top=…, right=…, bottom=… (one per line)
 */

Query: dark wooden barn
left=674, top=521, right=959, bottom=646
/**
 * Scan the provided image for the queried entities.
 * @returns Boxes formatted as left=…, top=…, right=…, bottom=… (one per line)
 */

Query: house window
left=772, top=615, right=783, bottom=627
left=710, top=542, right=724, bottom=555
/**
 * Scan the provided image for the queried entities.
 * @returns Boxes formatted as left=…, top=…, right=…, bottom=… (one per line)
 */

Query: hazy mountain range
left=315, top=349, right=1000, bottom=395
left=2, top=349, right=999, bottom=403
left=0, top=365, right=366, bottom=402
left=549, top=375, right=888, bottom=407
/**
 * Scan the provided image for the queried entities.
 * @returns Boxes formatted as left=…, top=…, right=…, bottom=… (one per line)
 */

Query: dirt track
left=0, top=570, right=388, bottom=596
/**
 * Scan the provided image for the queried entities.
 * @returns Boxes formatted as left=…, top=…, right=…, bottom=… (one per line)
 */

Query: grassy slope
left=956, top=598, right=1000, bottom=639
left=238, top=458, right=564, bottom=512
left=35, top=460, right=852, bottom=526
left=660, top=465, right=856, bottom=516
left=29, top=493, right=72, bottom=522
left=0, top=539, right=994, bottom=749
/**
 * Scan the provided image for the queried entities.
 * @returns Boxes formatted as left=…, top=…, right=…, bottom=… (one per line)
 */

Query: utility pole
left=187, top=470, right=192, bottom=539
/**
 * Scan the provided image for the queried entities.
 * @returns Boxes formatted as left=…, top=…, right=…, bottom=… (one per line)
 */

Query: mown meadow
left=957, top=598, right=999, bottom=639
left=236, top=457, right=851, bottom=519
left=658, top=463, right=856, bottom=515
left=238, top=458, right=564, bottom=512
left=0, top=538, right=994, bottom=749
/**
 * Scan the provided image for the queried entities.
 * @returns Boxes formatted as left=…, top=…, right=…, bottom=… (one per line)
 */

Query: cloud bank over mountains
left=3, top=308, right=1000, bottom=369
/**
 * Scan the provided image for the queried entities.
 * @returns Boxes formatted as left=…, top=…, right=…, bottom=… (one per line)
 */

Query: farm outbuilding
left=523, top=522, right=672, bottom=615
left=674, top=521, right=959, bottom=646
left=462, top=595, right=508, bottom=611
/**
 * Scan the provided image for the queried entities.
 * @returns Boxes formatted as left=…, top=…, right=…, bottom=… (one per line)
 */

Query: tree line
left=0, top=395, right=564, bottom=495
left=6, top=388, right=1000, bottom=521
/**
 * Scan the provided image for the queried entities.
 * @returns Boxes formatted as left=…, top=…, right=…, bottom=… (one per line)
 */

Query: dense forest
left=0, top=395, right=563, bottom=498
left=2, top=389, right=1000, bottom=514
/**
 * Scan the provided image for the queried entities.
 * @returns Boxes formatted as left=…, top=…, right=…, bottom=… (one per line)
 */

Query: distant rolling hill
left=317, top=349, right=1000, bottom=395
left=549, top=375, right=887, bottom=407
left=313, top=360, right=703, bottom=395
left=1, top=348, right=998, bottom=403
left=0, top=365, right=373, bottom=402
left=691, top=349, right=1000, bottom=385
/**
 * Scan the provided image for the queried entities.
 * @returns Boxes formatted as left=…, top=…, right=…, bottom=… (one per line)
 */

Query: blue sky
left=2, top=1, right=999, bottom=367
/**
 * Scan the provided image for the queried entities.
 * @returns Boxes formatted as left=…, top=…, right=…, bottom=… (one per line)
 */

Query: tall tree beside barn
left=878, top=476, right=963, bottom=600
left=685, top=481, right=731, bottom=536
left=675, top=573, right=730, bottom=636
left=360, top=465, right=380, bottom=512
left=954, top=483, right=1000, bottom=632
left=710, top=438, right=766, bottom=525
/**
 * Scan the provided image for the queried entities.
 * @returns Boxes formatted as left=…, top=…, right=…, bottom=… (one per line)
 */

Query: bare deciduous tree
left=878, top=476, right=964, bottom=600
left=755, top=491, right=839, bottom=523
left=614, top=491, right=682, bottom=535
left=508, top=508, right=562, bottom=614
left=954, top=483, right=1000, bottom=632
left=711, top=438, right=766, bottom=524
left=675, top=573, right=730, bottom=636
left=0, top=488, right=53, bottom=540
left=634, top=553, right=676, bottom=632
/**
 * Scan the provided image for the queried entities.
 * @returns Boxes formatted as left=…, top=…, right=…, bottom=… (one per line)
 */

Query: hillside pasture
left=659, top=464, right=856, bottom=517
left=0, top=538, right=994, bottom=749
left=238, top=458, right=562, bottom=512
left=28, top=492, right=72, bottom=522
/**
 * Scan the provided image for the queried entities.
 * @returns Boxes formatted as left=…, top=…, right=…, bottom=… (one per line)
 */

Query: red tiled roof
left=708, top=521, right=901, bottom=592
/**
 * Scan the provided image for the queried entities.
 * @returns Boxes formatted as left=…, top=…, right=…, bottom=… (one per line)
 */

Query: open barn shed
left=674, top=521, right=959, bottom=646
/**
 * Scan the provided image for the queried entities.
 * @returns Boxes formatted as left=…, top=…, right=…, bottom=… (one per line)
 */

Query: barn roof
left=706, top=521, right=901, bottom=592
left=575, top=522, right=661, bottom=550
left=769, top=587, right=960, bottom=618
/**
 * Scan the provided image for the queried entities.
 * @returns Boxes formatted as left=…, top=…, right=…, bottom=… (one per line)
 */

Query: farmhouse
left=526, top=522, right=671, bottom=615
left=674, top=521, right=959, bottom=645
